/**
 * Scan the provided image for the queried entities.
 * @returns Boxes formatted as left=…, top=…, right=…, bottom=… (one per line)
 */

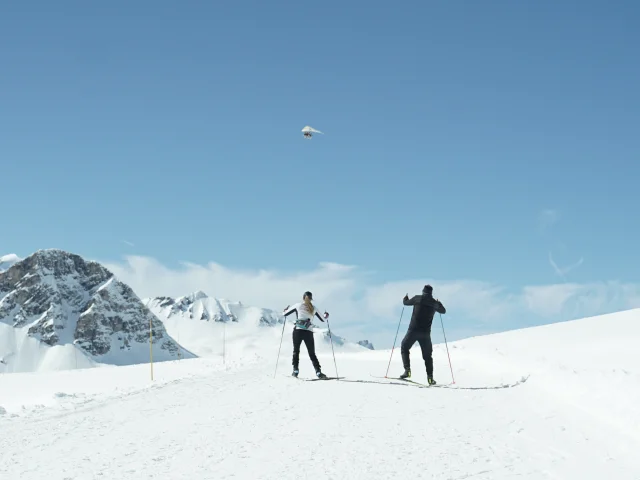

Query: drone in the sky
left=301, top=125, right=323, bottom=139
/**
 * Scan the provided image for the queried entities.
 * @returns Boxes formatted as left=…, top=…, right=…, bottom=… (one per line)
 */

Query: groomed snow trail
left=1, top=310, right=639, bottom=479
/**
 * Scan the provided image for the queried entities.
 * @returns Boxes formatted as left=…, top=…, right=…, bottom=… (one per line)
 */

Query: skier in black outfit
left=399, top=284, right=446, bottom=384
left=283, top=291, right=329, bottom=379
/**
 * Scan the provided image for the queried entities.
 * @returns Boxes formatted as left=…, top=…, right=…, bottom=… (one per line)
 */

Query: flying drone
left=301, top=125, right=323, bottom=139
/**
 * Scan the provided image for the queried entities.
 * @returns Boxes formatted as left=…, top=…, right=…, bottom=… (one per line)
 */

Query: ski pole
left=274, top=316, right=287, bottom=378
left=385, top=306, right=404, bottom=378
left=439, top=312, right=455, bottom=384
left=326, top=317, right=339, bottom=380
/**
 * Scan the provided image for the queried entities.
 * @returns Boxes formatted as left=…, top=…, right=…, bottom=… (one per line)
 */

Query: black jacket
left=403, top=293, right=446, bottom=333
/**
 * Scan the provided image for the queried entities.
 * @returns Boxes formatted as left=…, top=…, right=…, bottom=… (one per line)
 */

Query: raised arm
left=403, top=294, right=419, bottom=306
left=283, top=303, right=300, bottom=317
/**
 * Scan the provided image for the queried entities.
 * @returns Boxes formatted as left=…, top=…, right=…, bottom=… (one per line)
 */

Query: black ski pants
left=400, top=329, right=433, bottom=378
left=292, top=328, right=321, bottom=372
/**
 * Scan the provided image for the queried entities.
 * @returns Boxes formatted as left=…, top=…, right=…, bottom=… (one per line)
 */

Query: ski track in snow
left=1, top=310, right=639, bottom=479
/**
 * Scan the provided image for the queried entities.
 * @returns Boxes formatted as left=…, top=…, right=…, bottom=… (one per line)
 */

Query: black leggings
left=292, top=328, right=321, bottom=371
left=400, top=330, right=433, bottom=377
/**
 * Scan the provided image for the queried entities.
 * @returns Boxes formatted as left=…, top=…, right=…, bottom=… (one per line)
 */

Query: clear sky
left=2, top=1, right=640, bottom=349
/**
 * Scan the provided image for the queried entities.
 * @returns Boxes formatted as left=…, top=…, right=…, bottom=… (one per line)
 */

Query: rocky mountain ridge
left=0, top=249, right=189, bottom=372
left=146, top=291, right=280, bottom=326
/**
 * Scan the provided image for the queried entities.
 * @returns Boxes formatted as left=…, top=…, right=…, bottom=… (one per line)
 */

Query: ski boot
left=400, top=368, right=411, bottom=379
left=292, top=369, right=299, bottom=377
left=316, top=370, right=327, bottom=379
left=428, top=377, right=436, bottom=385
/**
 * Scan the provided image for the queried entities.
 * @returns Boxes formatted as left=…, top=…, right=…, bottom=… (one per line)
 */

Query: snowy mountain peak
left=189, top=290, right=209, bottom=301
left=146, top=291, right=375, bottom=359
left=357, top=340, right=375, bottom=350
left=145, top=292, right=286, bottom=358
left=149, top=291, right=369, bottom=357
left=0, top=249, right=190, bottom=373
left=147, top=291, right=245, bottom=324
left=13, top=249, right=112, bottom=285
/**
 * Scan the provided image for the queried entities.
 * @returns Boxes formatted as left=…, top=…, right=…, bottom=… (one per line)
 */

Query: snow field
left=0, top=309, right=638, bottom=479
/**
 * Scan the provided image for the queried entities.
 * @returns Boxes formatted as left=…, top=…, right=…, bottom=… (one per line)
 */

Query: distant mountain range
left=1, top=249, right=373, bottom=373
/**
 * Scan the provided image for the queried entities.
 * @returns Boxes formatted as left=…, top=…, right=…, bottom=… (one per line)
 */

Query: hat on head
left=423, top=285, right=433, bottom=294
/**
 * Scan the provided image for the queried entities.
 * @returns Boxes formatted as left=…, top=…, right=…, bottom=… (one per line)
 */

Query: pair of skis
left=370, top=375, right=445, bottom=388
left=371, top=375, right=531, bottom=390
left=286, top=374, right=530, bottom=389
left=289, top=375, right=344, bottom=382
left=288, top=374, right=440, bottom=387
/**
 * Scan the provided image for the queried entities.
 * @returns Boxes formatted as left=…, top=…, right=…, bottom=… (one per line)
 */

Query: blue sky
left=2, top=1, right=640, bottom=348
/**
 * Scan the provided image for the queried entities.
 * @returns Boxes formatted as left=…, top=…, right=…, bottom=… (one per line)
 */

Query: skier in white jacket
left=283, top=291, right=329, bottom=378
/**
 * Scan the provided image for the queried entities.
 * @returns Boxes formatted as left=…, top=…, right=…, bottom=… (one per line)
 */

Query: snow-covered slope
left=0, top=249, right=192, bottom=373
left=0, top=254, right=21, bottom=273
left=145, top=291, right=368, bottom=360
left=1, top=308, right=638, bottom=479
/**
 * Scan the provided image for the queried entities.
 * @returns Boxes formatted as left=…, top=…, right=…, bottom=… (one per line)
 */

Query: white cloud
left=101, top=255, right=640, bottom=348
left=523, top=281, right=640, bottom=319
left=522, top=283, right=583, bottom=317
left=103, top=255, right=365, bottom=314
left=362, top=279, right=517, bottom=323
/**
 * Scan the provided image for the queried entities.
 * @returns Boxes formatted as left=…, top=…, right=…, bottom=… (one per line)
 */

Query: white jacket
left=283, top=302, right=329, bottom=330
